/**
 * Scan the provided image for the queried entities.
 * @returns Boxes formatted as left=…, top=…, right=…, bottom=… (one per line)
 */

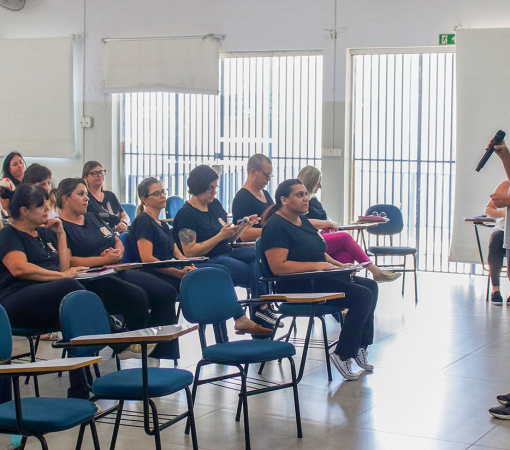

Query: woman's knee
left=55, top=278, right=86, bottom=294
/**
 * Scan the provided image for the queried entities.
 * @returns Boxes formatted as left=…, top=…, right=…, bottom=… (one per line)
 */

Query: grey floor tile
left=473, top=420, right=510, bottom=449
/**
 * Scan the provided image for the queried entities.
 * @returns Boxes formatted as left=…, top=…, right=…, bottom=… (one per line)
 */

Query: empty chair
left=121, top=203, right=137, bottom=223
left=365, top=204, right=418, bottom=302
left=0, top=305, right=100, bottom=450
left=180, top=268, right=302, bottom=450
left=165, top=196, right=184, bottom=221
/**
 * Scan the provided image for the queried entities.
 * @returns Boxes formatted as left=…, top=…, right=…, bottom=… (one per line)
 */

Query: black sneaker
left=497, top=393, right=510, bottom=405
left=489, top=404, right=510, bottom=419
left=491, top=291, right=503, bottom=304
left=254, top=307, right=284, bottom=328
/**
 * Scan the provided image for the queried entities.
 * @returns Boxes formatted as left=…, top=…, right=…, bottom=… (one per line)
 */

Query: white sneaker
left=329, top=353, right=359, bottom=380
left=354, top=348, right=374, bottom=372
left=117, top=343, right=156, bottom=360
left=147, top=357, right=160, bottom=368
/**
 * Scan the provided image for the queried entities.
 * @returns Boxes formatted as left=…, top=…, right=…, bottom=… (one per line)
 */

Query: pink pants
left=323, top=231, right=372, bottom=265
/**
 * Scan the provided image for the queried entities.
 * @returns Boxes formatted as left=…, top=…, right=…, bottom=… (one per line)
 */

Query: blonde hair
left=297, top=166, right=321, bottom=199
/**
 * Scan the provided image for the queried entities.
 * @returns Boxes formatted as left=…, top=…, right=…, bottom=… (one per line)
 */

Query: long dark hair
left=1, top=184, right=48, bottom=220
left=2, top=152, right=26, bottom=187
left=261, top=179, right=303, bottom=224
left=54, top=178, right=87, bottom=210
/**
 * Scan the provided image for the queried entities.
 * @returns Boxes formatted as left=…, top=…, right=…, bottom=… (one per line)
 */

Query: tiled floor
left=2, top=271, right=510, bottom=449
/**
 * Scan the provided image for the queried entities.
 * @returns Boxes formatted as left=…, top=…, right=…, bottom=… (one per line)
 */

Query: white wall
left=3, top=0, right=510, bottom=220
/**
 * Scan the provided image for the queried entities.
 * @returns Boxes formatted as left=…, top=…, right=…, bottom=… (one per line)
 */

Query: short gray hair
left=247, top=154, right=272, bottom=173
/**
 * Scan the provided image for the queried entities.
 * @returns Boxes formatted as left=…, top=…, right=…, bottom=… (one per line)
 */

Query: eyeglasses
left=258, top=169, right=273, bottom=179
left=147, top=189, right=167, bottom=197
left=371, top=211, right=387, bottom=218
left=207, top=185, right=220, bottom=193
left=89, top=170, right=106, bottom=178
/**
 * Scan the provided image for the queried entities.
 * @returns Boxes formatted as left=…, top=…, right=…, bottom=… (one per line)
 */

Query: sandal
left=40, top=332, right=60, bottom=341
left=235, top=324, right=272, bottom=336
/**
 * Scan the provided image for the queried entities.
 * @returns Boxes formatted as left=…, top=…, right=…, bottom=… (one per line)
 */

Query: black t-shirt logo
left=99, top=226, right=113, bottom=238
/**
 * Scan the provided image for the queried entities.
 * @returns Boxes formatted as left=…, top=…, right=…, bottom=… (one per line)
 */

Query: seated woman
left=0, top=151, right=26, bottom=219
left=130, top=177, right=270, bottom=335
left=485, top=180, right=510, bottom=303
left=297, top=165, right=400, bottom=283
left=57, top=177, right=180, bottom=365
left=261, top=179, right=379, bottom=381
left=82, top=161, right=129, bottom=233
left=23, top=163, right=59, bottom=218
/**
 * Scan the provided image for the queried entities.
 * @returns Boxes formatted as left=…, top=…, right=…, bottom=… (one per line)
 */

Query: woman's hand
left=46, top=218, right=64, bottom=234
left=100, top=248, right=122, bottom=264
left=324, top=220, right=339, bottom=232
left=218, top=222, right=240, bottom=240
left=239, top=214, right=260, bottom=229
left=62, top=266, right=89, bottom=278
left=316, top=262, right=339, bottom=271
left=115, top=221, right=128, bottom=233
left=175, top=264, right=197, bottom=279
left=491, top=138, right=510, bottom=159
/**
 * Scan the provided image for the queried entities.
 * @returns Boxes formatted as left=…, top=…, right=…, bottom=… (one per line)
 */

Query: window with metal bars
left=119, top=54, right=323, bottom=213
left=351, top=51, right=471, bottom=274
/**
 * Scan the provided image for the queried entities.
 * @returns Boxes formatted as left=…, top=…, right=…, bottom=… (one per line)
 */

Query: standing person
left=485, top=180, right=510, bottom=303
left=129, top=177, right=270, bottom=336
left=173, top=165, right=278, bottom=328
left=82, top=161, right=129, bottom=233
left=297, top=165, right=400, bottom=283
left=57, top=177, right=180, bottom=366
left=261, top=179, right=379, bottom=381
left=0, top=151, right=26, bottom=218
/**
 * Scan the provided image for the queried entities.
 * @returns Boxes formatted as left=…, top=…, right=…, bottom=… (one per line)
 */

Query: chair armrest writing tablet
left=0, top=356, right=102, bottom=375
left=70, top=324, right=199, bottom=346
left=261, top=293, right=345, bottom=303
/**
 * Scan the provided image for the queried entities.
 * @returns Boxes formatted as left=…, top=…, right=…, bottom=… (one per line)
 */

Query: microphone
left=476, top=130, right=506, bottom=172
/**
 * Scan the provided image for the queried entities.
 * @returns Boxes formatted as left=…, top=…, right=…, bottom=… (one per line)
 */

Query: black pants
left=489, top=230, right=505, bottom=287
left=277, top=275, right=378, bottom=359
left=0, top=278, right=86, bottom=330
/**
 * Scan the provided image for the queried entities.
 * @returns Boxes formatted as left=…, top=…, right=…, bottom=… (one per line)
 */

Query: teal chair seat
left=0, top=398, right=97, bottom=433
left=203, top=340, right=295, bottom=364
left=92, top=368, right=193, bottom=400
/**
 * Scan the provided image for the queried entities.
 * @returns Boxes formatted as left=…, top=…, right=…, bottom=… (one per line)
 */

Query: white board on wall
left=450, top=27, right=510, bottom=264
left=0, top=37, right=75, bottom=158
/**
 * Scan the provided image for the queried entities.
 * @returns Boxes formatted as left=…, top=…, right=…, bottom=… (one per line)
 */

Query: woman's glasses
left=89, top=170, right=106, bottom=178
left=207, top=185, right=220, bottom=193
left=148, top=189, right=167, bottom=197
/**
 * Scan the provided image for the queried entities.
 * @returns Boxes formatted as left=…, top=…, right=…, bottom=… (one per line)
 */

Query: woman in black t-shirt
left=130, top=177, right=271, bottom=336
left=297, top=165, right=400, bottom=283
left=57, top=178, right=180, bottom=363
left=261, top=179, right=379, bottom=382
left=0, top=185, right=86, bottom=330
left=173, top=165, right=268, bottom=301
left=82, top=161, right=129, bottom=233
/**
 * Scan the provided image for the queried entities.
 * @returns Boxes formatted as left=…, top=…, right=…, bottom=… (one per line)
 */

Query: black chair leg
left=236, top=364, right=249, bottom=422
left=319, top=316, right=333, bottom=381
left=239, top=365, right=251, bottom=450
left=25, top=336, right=40, bottom=397
left=149, top=399, right=162, bottom=450
left=185, top=387, right=199, bottom=450
left=34, top=434, right=49, bottom=450
left=58, top=348, right=66, bottom=377
left=288, top=357, right=303, bottom=438
left=110, top=400, right=124, bottom=450
left=185, top=361, right=204, bottom=434
left=90, top=420, right=101, bottom=450
left=75, top=423, right=86, bottom=450
left=296, top=315, right=315, bottom=383
left=413, top=254, right=418, bottom=303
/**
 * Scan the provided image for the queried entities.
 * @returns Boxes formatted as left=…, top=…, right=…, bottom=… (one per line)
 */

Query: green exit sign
left=439, top=34, right=455, bottom=45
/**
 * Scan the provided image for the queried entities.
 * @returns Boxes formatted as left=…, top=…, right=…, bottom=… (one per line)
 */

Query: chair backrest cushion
left=60, top=291, right=111, bottom=358
left=256, top=239, right=275, bottom=278
left=0, top=306, right=12, bottom=362
left=119, top=231, right=133, bottom=263
left=180, top=268, right=239, bottom=325
left=365, top=204, right=404, bottom=236
left=166, top=196, right=185, bottom=220
left=121, top=203, right=137, bottom=223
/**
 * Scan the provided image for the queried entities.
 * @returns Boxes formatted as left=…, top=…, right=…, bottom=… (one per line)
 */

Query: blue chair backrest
left=59, top=291, right=111, bottom=358
left=121, top=203, right=137, bottom=223
left=180, top=268, right=239, bottom=325
left=119, top=231, right=133, bottom=263
left=256, top=239, right=274, bottom=278
left=365, top=204, right=404, bottom=236
left=165, top=196, right=185, bottom=220
left=0, top=306, right=12, bottom=362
